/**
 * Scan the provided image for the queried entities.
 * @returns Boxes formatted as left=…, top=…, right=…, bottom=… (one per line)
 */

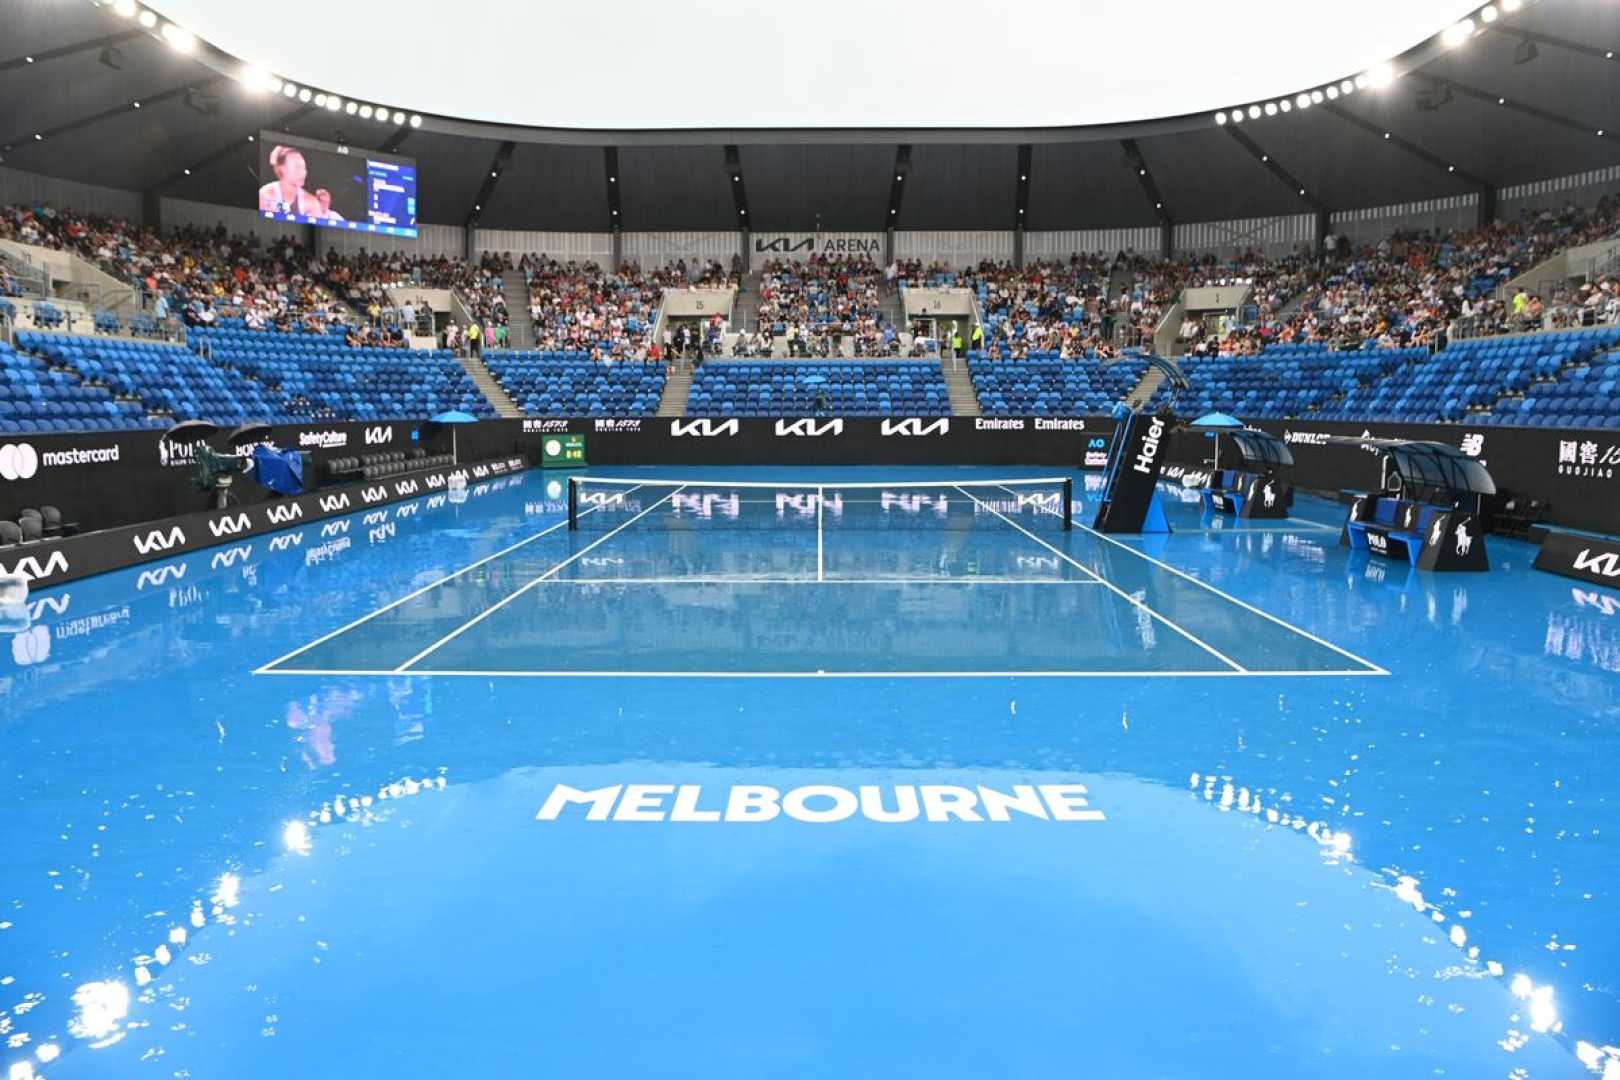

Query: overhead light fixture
left=1279, top=99, right=1291, bottom=113
left=112, top=0, right=137, bottom=14
left=297, top=88, right=312, bottom=103
left=1229, top=109, right=1241, bottom=124
left=1441, top=19, right=1474, bottom=48
left=99, top=44, right=126, bottom=70
left=160, top=23, right=195, bottom=52
left=1354, top=73, right=1369, bottom=90
left=375, top=107, right=391, bottom=123
left=1339, top=79, right=1354, bottom=95
left=1247, top=104, right=1261, bottom=119
left=1513, top=37, right=1539, bottom=64
left=183, top=168, right=191, bottom=175
left=358, top=105, right=373, bottom=119
left=137, top=9, right=157, bottom=27
left=1295, top=92, right=1312, bottom=109
left=391, top=110, right=405, bottom=124
left=1384, top=132, right=1392, bottom=139
left=1261, top=154, right=1269, bottom=162
left=314, top=93, right=327, bottom=107
left=1310, top=90, right=1324, bottom=104
left=282, top=83, right=298, bottom=98
left=24, top=56, right=33, bottom=64
left=33, top=133, right=42, bottom=140
left=131, top=100, right=140, bottom=108
left=240, top=66, right=271, bottom=93
left=1367, top=63, right=1396, bottom=88
left=1214, top=111, right=1227, bottom=125
left=1501, top=0, right=1521, bottom=10
left=1264, top=102, right=1278, bottom=116
left=408, top=114, right=422, bottom=127
left=1480, top=5, right=1498, bottom=23
left=324, top=96, right=341, bottom=112
left=1325, top=85, right=1340, bottom=100
left=345, top=101, right=358, bottom=115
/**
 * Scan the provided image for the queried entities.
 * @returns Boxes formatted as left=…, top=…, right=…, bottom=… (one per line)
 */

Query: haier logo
left=1573, top=548, right=1620, bottom=578
left=0, top=551, right=69, bottom=582
left=318, top=493, right=351, bottom=513
left=264, top=503, right=303, bottom=524
left=362, top=486, right=388, bottom=503
left=210, top=545, right=253, bottom=569
left=208, top=513, right=251, bottom=538
left=881, top=418, right=950, bottom=437
left=0, top=443, right=39, bottom=481
left=536, top=782, right=1104, bottom=824
left=394, top=479, right=419, bottom=496
left=364, top=426, right=394, bottom=446
left=132, top=526, right=186, bottom=555
left=1132, top=416, right=1165, bottom=474
left=775, top=419, right=844, bottom=437
left=671, top=419, right=739, bottom=438
left=136, top=564, right=186, bottom=590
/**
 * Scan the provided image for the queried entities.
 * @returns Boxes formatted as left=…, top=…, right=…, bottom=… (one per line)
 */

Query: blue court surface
left=3, top=465, right=1618, bottom=1079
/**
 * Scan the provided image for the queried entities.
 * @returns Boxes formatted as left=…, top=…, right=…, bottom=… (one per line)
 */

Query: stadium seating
left=190, top=328, right=496, bottom=420
left=968, top=352, right=1145, bottom=415
left=1173, top=344, right=1427, bottom=420
left=688, top=361, right=949, bottom=416
left=484, top=351, right=665, bottom=416
left=1, top=337, right=157, bottom=432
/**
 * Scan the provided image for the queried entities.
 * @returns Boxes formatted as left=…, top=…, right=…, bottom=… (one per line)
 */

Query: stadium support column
left=604, top=146, right=622, bottom=265
left=141, top=189, right=161, bottom=231
left=1479, top=186, right=1497, bottom=228
left=1315, top=210, right=1330, bottom=259
left=724, top=145, right=750, bottom=241
left=1014, top=145, right=1031, bottom=268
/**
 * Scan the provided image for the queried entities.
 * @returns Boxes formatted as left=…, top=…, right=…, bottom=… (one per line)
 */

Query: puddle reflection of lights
left=5, top=774, right=448, bottom=1078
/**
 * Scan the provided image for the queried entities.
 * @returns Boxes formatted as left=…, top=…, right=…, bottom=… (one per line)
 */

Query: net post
left=567, top=477, right=578, bottom=531
left=1063, top=478, right=1073, bottom=531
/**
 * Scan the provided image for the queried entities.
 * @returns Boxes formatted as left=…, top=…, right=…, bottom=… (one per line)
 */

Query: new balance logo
left=208, top=513, right=252, bottom=538
left=1573, top=548, right=1620, bottom=578
left=364, top=426, right=394, bottom=445
left=0, top=551, right=69, bottom=582
left=210, top=546, right=253, bottom=569
left=132, top=526, right=186, bottom=555
left=671, top=419, right=739, bottom=438
left=269, top=535, right=303, bottom=552
left=136, top=564, right=186, bottom=590
left=264, top=504, right=303, bottom=524
left=394, top=480, right=419, bottom=496
left=318, top=493, right=351, bottom=513
left=775, top=419, right=844, bottom=437
left=362, top=486, right=388, bottom=503
left=880, top=418, right=949, bottom=437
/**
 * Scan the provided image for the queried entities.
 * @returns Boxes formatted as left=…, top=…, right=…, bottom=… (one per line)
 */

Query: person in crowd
left=258, top=146, right=323, bottom=216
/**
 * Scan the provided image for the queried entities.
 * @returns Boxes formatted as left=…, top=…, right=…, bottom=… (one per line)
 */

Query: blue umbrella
left=430, top=410, right=478, bottom=423
left=799, top=375, right=827, bottom=385
left=1191, top=411, right=1243, bottom=428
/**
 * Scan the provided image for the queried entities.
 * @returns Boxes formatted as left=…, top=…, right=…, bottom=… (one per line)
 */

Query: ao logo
left=0, top=443, right=39, bottom=481
left=12, top=624, right=50, bottom=666
left=1573, top=548, right=1620, bottom=578
left=1454, top=522, right=1473, bottom=556
left=364, top=426, right=394, bottom=446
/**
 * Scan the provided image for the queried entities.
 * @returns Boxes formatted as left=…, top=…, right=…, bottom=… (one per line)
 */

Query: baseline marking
left=390, top=485, right=686, bottom=672
left=253, top=487, right=642, bottom=674
left=260, top=667, right=1385, bottom=679
left=956, top=485, right=1246, bottom=673
left=525, top=577, right=1107, bottom=585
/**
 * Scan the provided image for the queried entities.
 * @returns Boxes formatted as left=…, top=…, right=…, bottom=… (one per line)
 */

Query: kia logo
left=364, top=427, right=394, bottom=445
left=264, top=504, right=303, bottom=524
left=671, top=419, right=740, bottom=438
left=880, top=418, right=949, bottom=437
left=0, top=443, right=39, bottom=481
left=1573, top=548, right=1620, bottom=577
left=776, top=419, right=844, bottom=437
left=318, top=494, right=351, bottom=513
left=132, top=526, right=186, bottom=555
left=0, top=551, right=68, bottom=582
left=208, top=513, right=251, bottom=538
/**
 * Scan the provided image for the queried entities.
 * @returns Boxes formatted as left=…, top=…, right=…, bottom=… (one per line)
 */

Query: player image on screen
left=256, top=131, right=417, bottom=237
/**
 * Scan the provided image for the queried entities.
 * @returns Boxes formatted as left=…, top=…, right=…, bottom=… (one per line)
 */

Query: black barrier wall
left=0, top=455, right=529, bottom=589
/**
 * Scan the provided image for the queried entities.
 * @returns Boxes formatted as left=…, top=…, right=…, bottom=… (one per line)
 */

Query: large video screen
left=256, top=132, right=417, bottom=237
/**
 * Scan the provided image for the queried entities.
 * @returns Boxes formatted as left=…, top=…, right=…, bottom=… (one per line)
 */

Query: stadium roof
left=0, top=0, right=1617, bottom=232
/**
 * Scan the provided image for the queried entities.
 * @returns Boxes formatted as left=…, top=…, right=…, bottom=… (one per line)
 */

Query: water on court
left=2, top=466, right=1616, bottom=1079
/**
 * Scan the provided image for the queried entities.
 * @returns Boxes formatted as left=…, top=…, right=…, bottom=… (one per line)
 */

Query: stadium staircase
left=501, top=275, right=536, bottom=349
left=455, top=351, right=524, bottom=417
left=733, top=270, right=762, bottom=332
left=657, top=357, right=694, bottom=416
left=880, top=284, right=906, bottom=340
left=1125, top=364, right=1165, bottom=409
left=941, top=357, right=981, bottom=416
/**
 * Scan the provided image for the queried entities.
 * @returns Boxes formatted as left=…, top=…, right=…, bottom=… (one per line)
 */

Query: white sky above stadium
left=157, top=0, right=1485, bottom=130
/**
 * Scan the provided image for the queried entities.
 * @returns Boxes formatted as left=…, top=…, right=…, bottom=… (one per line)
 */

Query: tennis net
left=566, top=476, right=1074, bottom=532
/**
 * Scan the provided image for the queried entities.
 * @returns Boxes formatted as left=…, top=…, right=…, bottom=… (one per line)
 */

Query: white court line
left=252, top=487, right=641, bottom=674
left=528, top=577, right=1107, bottom=585
left=1069, top=518, right=1388, bottom=675
left=955, top=485, right=1247, bottom=673
left=390, top=485, right=686, bottom=672
left=258, top=667, right=1388, bottom=680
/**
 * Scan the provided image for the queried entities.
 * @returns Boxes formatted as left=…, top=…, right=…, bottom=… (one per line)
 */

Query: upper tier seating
left=484, top=351, right=665, bottom=416
left=688, top=361, right=949, bottom=416
left=190, top=328, right=495, bottom=420
left=16, top=331, right=297, bottom=426
left=968, top=352, right=1145, bottom=415
left=1, top=337, right=156, bottom=433
left=1174, top=344, right=1428, bottom=421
